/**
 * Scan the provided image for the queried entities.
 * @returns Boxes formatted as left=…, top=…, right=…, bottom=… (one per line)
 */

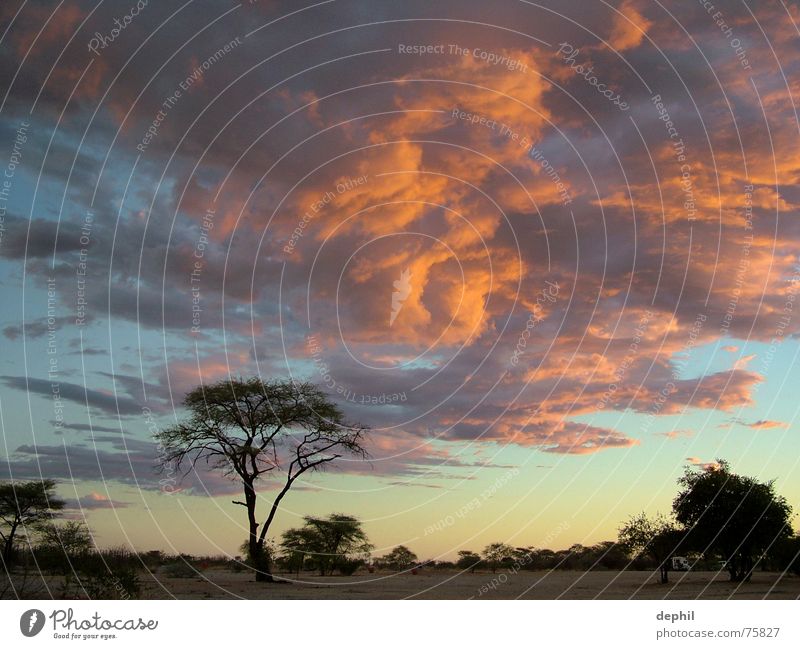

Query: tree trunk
left=728, top=554, right=748, bottom=582
left=660, top=565, right=669, bottom=584
left=253, top=544, right=273, bottom=583
left=744, top=556, right=753, bottom=582
left=253, top=476, right=297, bottom=582
left=243, top=479, right=273, bottom=583
left=2, top=521, right=18, bottom=566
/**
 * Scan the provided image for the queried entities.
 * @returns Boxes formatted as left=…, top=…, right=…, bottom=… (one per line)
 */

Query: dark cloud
left=0, top=375, right=142, bottom=415
left=51, top=421, right=123, bottom=434
left=0, top=438, right=236, bottom=496
left=0, top=215, right=88, bottom=260
left=4, top=314, right=94, bottom=340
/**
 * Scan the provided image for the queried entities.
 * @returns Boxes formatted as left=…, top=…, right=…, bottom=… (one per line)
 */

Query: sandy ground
left=132, top=569, right=799, bottom=599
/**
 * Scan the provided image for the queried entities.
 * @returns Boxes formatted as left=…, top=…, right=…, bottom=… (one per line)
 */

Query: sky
left=0, top=0, right=799, bottom=561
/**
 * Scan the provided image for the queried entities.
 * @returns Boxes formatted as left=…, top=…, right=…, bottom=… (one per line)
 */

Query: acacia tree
left=155, top=378, right=368, bottom=582
left=482, top=542, right=515, bottom=573
left=279, top=527, right=313, bottom=575
left=281, top=514, right=372, bottom=576
left=35, top=521, right=94, bottom=573
left=0, top=480, right=65, bottom=566
left=382, top=545, right=418, bottom=571
left=456, top=550, right=481, bottom=573
left=618, top=512, right=685, bottom=584
left=673, top=460, right=792, bottom=582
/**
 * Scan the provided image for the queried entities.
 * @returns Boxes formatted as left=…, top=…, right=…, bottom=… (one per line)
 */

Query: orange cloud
left=746, top=420, right=788, bottom=430
left=607, top=0, right=653, bottom=52
left=658, top=429, right=694, bottom=439
left=686, top=457, right=722, bottom=470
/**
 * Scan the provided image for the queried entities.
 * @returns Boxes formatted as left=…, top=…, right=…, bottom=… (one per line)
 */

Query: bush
left=228, top=558, right=247, bottom=572
left=82, top=566, right=140, bottom=599
left=161, top=561, right=198, bottom=578
left=432, top=561, right=456, bottom=570
left=337, top=558, right=363, bottom=576
left=26, top=539, right=144, bottom=599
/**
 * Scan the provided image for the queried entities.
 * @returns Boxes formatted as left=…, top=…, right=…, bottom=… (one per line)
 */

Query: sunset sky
left=1, top=0, right=799, bottom=561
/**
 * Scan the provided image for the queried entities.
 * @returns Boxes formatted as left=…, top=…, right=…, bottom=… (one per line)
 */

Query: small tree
left=510, top=546, right=533, bottom=568
left=36, top=520, right=93, bottom=555
left=618, top=512, right=684, bottom=584
left=482, top=542, right=515, bottom=572
left=0, top=480, right=65, bottom=565
left=382, top=545, right=418, bottom=571
left=35, top=521, right=93, bottom=574
left=673, top=459, right=793, bottom=582
left=155, top=378, right=368, bottom=582
left=456, top=550, right=481, bottom=573
left=280, top=514, right=372, bottom=576
left=279, top=528, right=315, bottom=575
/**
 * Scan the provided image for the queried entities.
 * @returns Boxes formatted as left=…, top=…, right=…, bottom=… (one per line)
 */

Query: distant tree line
left=367, top=460, right=799, bottom=585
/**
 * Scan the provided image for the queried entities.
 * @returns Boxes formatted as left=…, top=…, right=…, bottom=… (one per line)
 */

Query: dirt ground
left=134, top=569, right=799, bottom=599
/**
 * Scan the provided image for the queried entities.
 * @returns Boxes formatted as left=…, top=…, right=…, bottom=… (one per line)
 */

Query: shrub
left=338, top=558, right=363, bottom=576
left=82, top=566, right=140, bottom=599
left=161, top=561, right=198, bottom=578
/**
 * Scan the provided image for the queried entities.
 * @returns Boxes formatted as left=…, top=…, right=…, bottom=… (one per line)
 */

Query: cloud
left=1, top=0, right=799, bottom=486
left=385, top=481, right=444, bottom=489
left=0, top=215, right=89, bottom=260
left=733, top=354, right=757, bottom=370
left=51, top=421, right=123, bottom=434
left=0, top=376, right=142, bottom=415
left=686, top=457, right=722, bottom=471
left=607, top=0, right=653, bottom=52
left=745, top=420, right=788, bottom=430
left=0, top=434, right=477, bottom=498
left=64, top=492, right=129, bottom=510
left=0, top=439, right=238, bottom=497
left=3, top=315, right=94, bottom=340
left=536, top=423, right=640, bottom=455
left=657, top=429, right=693, bottom=440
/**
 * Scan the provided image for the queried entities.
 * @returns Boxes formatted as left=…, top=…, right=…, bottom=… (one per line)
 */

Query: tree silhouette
left=482, top=542, right=515, bottom=572
left=673, top=459, right=793, bottom=582
left=280, top=514, right=372, bottom=576
left=618, top=512, right=684, bottom=584
left=0, top=480, right=64, bottom=566
left=382, top=545, right=418, bottom=571
left=456, top=550, right=481, bottom=573
left=155, top=378, right=368, bottom=581
left=37, top=520, right=91, bottom=550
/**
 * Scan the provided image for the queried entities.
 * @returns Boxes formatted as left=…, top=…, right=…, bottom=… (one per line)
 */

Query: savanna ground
left=5, top=568, right=798, bottom=599
left=129, top=570, right=800, bottom=599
